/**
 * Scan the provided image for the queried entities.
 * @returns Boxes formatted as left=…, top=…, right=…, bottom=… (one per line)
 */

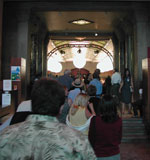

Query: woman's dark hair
left=31, top=78, right=65, bottom=116
left=87, top=85, right=97, bottom=96
left=123, top=68, right=131, bottom=79
left=99, top=94, right=118, bottom=123
left=88, top=97, right=101, bottom=115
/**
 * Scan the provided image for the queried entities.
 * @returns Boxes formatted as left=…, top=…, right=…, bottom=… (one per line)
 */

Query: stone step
left=123, top=131, right=146, bottom=136
left=123, top=124, right=145, bottom=128
left=123, top=118, right=143, bottom=124
left=123, top=128, right=146, bottom=133
left=122, top=135, right=148, bottom=143
left=122, top=118, right=148, bottom=142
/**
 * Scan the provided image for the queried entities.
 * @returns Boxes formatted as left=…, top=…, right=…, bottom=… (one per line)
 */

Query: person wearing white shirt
left=111, top=68, right=121, bottom=98
left=111, top=69, right=121, bottom=85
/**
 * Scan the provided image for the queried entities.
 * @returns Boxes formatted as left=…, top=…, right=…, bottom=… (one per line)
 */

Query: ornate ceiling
left=36, top=11, right=128, bottom=69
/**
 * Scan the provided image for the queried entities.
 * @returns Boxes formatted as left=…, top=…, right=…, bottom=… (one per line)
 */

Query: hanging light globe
left=97, top=58, right=113, bottom=73
left=73, top=55, right=86, bottom=69
left=47, top=57, right=62, bottom=73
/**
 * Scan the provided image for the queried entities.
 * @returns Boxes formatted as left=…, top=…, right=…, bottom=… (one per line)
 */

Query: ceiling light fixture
left=94, top=50, right=99, bottom=55
left=60, top=50, right=65, bottom=55
left=77, top=48, right=81, bottom=54
left=47, top=57, right=62, bottom=73
left=73, top=55, right=86, bottom=69
left=95, top=33, right=98, bottom=36
left=69, top=19, right=94, bottom=25
left=75, top=37, right=86, bottom=41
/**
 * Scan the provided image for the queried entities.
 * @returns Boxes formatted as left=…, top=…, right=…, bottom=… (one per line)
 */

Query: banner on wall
left=11, top=66, right=21, bottom=81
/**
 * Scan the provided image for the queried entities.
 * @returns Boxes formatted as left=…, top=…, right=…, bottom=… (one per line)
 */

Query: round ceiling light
left=73, top=55, right=86, bottom=69
left=96, top=59, right=113, bottom=73
left=69, top=19, right=94, bottom=25
left=47, top=57, right=62, bottom=73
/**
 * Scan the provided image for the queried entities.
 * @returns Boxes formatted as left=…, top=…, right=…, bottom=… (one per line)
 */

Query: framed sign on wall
left=11, top=66, right=21, bottom=81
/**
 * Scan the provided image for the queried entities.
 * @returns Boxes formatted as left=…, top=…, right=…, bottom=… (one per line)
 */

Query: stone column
left=114, top=25, right=126, bottom=74
left=119, top=40, right=125, bottom=74
left=38, top=30, right=47, bottom=76
left=133, top=11, right=149, bottom=94
left=112, top=35, right=120, bottom=71
left=43, top=36, right=49, bottom=77
left=30, top=33, right=38, bottom=82
left=0, top=0, right=3, bottom=80
left=30, top=16, right=47, bottom=82
left=16, top=10, right=30, bottom=99
left=126, top=34, right=134, bottom=74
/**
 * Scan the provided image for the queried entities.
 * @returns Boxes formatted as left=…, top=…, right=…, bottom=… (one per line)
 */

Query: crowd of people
left=0, top=67, right=143, bottom=160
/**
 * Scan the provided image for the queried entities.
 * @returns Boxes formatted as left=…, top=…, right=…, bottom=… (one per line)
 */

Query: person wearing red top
left=88, top=94, right=122, bottom=160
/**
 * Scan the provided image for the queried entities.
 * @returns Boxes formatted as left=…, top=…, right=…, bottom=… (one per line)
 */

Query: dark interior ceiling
left=35, top=11, right=129, bottom=62
left=37, top=11, right=128, bottom=41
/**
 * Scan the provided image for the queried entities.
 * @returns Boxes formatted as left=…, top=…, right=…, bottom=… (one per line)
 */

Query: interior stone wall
left=2, top=7, right=19, bottom=79
left=142, top=58, right=150, bottom=134
left=133, top=11, right=149, bottom=99
left=0, top=0, right=3, bottom=80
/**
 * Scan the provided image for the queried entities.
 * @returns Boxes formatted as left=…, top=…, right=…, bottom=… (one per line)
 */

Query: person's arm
left=88, top=103, right=96, bottom=116
left=88, top=117, right=96, bottom=149
left=119, top=73, right=122, bottom=84
left=131, top=77, right=134, bottom=91
left=68, top=98, right=73, bottom=107
left=85, top=107, right=92, bottom=118
left=119, top=79, right=123, bottom=93
left=85, top=103, right=96, bottom=119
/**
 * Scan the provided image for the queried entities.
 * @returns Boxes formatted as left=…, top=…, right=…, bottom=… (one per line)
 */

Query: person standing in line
left=84, top=73, right=93, bottom=91
left=67, top=78, right=85, bottom=106
left=89, top=70, right=103, bottom=98
left=87, top=84, right=101, bottom=115
left=66, top=93, right=95, bottom=136
left=103, top=76, right=112, bottom=95
left=94, top=69, right=101, bottom=77
left=119, top=68, right=134, bottom=114
left=57, top=69, right=73, bottom=91
left=0, top=78, right=96, bottom=160
left=57, top=86, right=71, bottom=124
left=111, top=68, right=121, bottom=98
left=88, top=95, right=122, bottom=160
left=132, top=86, right=143, bottom=118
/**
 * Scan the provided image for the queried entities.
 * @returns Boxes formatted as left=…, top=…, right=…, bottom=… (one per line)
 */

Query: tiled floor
left=120, top=142, right=150, bottom=160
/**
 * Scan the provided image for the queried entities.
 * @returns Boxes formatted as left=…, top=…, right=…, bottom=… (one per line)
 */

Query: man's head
left=114, top=68, right=118, bottom=72
left=94, top=69, right=100, bottom=75
left=87, top=85, right=97, bottom=96
left=64, top=69, right=71, bottom=75
left=31, top=78, right=65, bottom=116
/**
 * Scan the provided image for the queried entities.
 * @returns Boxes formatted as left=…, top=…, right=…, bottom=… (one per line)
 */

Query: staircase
left=122, top=118, right=148, bottom=143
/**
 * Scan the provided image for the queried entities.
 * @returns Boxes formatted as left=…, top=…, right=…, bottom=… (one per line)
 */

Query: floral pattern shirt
left=0, top=114, right=96, bottom=160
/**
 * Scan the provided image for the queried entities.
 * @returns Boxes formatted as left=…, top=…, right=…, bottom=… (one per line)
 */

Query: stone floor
left=120, top=142, right=150, bottom=160
left=120, top=110, right=150, bottom=160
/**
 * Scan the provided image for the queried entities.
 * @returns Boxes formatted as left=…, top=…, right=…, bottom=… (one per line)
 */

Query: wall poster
left=11, top=66, right=21, bottom=81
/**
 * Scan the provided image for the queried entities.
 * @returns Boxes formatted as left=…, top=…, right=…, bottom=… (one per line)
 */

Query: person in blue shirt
left=89, top=70, right=102, bottom=97
left=58, top=69, right=73, bottom=91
